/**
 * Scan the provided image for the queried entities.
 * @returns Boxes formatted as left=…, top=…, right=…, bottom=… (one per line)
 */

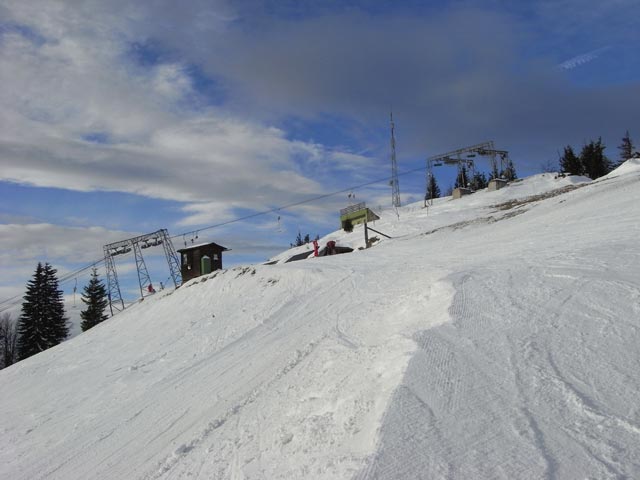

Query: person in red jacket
left=325, top=240, right=336, bottom=255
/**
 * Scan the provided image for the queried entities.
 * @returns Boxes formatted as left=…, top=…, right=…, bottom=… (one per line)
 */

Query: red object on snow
left=313, top=240, right=319, bottom=257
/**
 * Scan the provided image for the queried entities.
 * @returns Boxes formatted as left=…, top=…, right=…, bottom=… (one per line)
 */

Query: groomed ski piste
left=1, top=160, right=639, bottom=479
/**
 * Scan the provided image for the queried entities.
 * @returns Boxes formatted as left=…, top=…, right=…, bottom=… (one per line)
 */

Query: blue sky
left=1, top=0, right=639, bottom=309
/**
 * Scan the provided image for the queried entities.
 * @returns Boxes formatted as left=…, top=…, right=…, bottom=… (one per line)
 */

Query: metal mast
left=160, top=229, right=182, bottom=288
left=104, top=245, right=125, bottom=316
left=390, top=111, right=401, bottom=208
left=103, top=229, right=183, bottom=315
left=133, top=242, right=152, bottom=299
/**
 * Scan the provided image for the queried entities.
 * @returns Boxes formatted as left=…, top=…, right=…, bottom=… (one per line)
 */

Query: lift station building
left=178, top=241, right=229, bottom=283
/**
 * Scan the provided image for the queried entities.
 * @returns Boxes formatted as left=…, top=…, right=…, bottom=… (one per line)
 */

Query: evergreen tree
left=454, top=166, right=469, bottom=188
left=291, top=232, right=314, bottom=247
left=559, top=145, right=582, bottom=175
left=80, top=268, right=109, bottom=332
left=0, top=313, right=19, bottom=369
left=470, top=171, right=488, bottom=190
left=426, top=174, right=441, bottom=201
left=500, top=160, right=517, bottom=181
left=617, top=130, right=634, bottom=167
left=489, top=162, right=500, bottom=181
left=17, top=263, right=68, bottom=360
left=290, top=233, right=300, bottom=247
left=580, top=138, right=612, bottom=180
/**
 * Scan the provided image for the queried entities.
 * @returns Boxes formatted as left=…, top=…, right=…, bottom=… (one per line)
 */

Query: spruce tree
left=17, top=263, right=68, bottom=360
left=470, top=171, right=488, bottom=190
left=580, top=138, right=612, bottom=180
left=454, top=166, right=469, bottom=188
left=0, top=313, right=19, bottom=368
left=426, top=174, right=441, bottom=201
left=617, top=131, right=634, bottom=167
left=500, top=160, right=517, bottom=181
left=489, top=162, right=500, bottom=181
left=80, top=268, right=109, bottom=332
left=559, top=145, right=582, bottom=175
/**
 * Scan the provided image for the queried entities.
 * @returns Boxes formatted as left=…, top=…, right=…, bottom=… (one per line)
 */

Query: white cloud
left=0, top=3, right=374, bottom=224
left=0, top=222, right=182, bottom=310
left=177, top=201, right=237, bottom=227
left=0, top=223, right=134, bottom=265
left=558, top=47, right=611, bottom=70
left=152, top=64, right=194, bottom=100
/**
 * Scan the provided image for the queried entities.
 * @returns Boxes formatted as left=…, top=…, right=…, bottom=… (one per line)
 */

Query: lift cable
left=0, top=260, right=104, bottom=312
left=172, top=165, right=424, bottom=241
left=0, top=165, right=425, bottom=308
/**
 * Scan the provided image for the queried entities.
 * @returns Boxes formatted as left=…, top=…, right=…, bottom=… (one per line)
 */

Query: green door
left=201, top=255, right=212, bottom=275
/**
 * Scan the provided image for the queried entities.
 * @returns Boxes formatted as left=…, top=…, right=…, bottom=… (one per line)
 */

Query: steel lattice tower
left=161, top=230, right=182, bottom=288
left=390, top=112, right=401, bottom=208
left=104, top=246, right=125, bottom=315
left=133, top=242, right=152, bottom=299
left=103, top=229, right=182, bottom=315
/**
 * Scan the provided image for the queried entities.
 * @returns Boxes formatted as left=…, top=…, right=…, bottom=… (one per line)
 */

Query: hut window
left=182, top=253, right=192, bottom=270
left=213, top=253, right=219, bottom=261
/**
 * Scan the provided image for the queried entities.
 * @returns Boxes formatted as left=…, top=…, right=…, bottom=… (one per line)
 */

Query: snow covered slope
left=1, top=165, right=639, bottom=479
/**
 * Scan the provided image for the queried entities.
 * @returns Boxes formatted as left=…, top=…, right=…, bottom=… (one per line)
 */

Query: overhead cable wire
left=172, top=165, right=424, bottom=240
left=0, top=165, right=425, bottom=307
left=0, top=259, right=105, bottom=311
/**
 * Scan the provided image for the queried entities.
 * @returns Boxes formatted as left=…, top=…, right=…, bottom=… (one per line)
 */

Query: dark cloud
left=11, top=0, right=631, bottom=171
left=3, top=1, right=639, bottom=207
left=175, top=8, right=636, bottom=169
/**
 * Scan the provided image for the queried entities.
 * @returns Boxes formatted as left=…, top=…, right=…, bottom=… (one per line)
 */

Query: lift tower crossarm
left=104, top=230, right=166, bottom=256
left=476, top=148, right=509, bottom=157
left=427, top=141, right=494, bottom=162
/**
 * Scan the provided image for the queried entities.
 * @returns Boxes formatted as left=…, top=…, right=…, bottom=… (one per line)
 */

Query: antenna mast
left=390, top=112, right=401, bottom=208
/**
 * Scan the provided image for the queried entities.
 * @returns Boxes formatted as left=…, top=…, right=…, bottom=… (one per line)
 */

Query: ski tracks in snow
left=135, top=261, right=448, bottom=479
left=361, top=254, right=640, bottom=479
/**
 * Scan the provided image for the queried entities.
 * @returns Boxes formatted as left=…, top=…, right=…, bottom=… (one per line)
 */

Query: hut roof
left=177, top=241, right=229, bottom=253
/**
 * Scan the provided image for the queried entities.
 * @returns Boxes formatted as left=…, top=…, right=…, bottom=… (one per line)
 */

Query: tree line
left=427, top=160, right=518, bottom=201
left=426, top=131, right=636, bottom=201
left=0, top=263, right=109, bottom=369
left=290, top=231, right=320, bottom=248
left=559, top=131, right=635, bottom=179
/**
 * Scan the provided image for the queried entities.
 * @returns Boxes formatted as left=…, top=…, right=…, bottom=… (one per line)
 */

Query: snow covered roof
left=177, top=241, right=228, bottom=252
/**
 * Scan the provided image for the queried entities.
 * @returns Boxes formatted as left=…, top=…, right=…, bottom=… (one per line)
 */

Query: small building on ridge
left=452, top=187, right=473, bottom=199
left=178, top=242, right=229, bottom=283
left=488, top=178, right=509, bottom=191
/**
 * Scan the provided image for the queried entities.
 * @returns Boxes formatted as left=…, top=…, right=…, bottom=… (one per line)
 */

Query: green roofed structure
left=340, top=202, right=380, bottom=232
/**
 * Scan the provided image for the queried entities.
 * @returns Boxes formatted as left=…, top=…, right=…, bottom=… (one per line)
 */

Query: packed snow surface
left=1, top=165, right=640, bottom=479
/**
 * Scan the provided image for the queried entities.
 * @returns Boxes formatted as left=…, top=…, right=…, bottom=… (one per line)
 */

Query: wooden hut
left=178, top=242, right=229, bottom=283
